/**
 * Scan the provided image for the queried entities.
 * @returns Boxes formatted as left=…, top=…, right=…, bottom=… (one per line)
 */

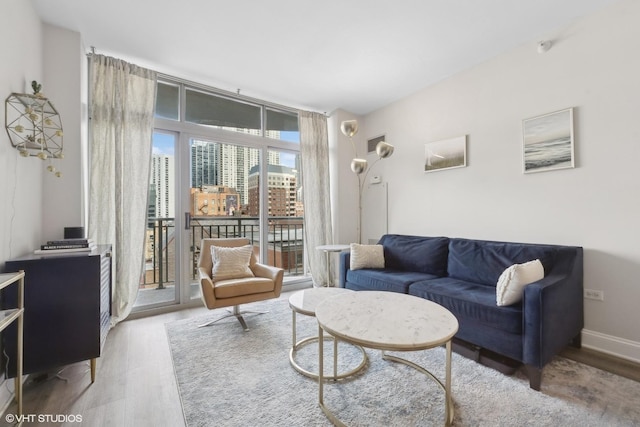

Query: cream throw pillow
left=350, top=243, right=385, bottom=270
left=210, top=244, right=254, bottom=282
left=496, top=259, right=544, bottom=306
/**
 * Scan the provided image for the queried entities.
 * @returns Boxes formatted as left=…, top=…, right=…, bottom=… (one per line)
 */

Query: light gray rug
left=165, top=298, right=640, bottom=427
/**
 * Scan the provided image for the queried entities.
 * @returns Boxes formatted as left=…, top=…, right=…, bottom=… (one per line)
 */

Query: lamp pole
left=340, top=120, right=394, bottom=244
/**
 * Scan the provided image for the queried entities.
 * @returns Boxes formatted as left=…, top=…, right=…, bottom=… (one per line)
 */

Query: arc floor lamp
left=340, top=119, right=394, bottom=244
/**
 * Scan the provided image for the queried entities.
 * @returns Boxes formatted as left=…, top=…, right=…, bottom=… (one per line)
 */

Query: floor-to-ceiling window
left=134, top=79, right=306, bottom=311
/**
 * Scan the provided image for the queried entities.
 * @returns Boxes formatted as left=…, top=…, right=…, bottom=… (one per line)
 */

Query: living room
left=1, top=0, right=639, bottom=425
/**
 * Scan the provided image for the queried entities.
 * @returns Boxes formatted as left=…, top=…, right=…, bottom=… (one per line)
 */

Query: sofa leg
left=525, top=365, right=542, bottom=391
left=570, top=332, right=582, bottom=349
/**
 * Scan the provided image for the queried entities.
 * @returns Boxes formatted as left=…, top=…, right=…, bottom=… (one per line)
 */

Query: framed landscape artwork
left=523, top=108, right=574, bottom=174
left=424, top=135, right=467, bottom=173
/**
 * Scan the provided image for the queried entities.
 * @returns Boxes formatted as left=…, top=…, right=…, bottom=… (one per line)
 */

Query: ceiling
left=31, top=0, right=619, bottom=115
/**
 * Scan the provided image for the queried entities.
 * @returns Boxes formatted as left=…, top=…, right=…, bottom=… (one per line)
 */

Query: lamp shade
left=350, top=158, right=368, bottom=174
left=376, top=141, right=394, bottom=158
left=340, top=120, right=359, bottom=138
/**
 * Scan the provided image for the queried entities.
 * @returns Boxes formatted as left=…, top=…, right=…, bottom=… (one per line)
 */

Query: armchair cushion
left=214, top=277, right=275, bottom=299
left=211, top=244, right=255, bottom=282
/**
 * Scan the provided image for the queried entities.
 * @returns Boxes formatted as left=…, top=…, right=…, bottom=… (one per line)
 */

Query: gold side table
left=315, top=244, right=350, bottom=287
left=0, top=271, right=25, bottom=417
left=289, top=287, right=367, bottom=380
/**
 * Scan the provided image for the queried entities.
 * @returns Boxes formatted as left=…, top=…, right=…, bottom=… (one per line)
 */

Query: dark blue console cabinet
left=3, top=245, right=111, bottom=381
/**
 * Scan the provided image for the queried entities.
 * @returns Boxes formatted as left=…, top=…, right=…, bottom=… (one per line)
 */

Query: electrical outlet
left=584, top=289, right=604, bottom=301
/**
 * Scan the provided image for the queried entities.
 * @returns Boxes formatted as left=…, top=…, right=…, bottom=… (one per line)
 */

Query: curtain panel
left=88, top=54, right=157, bottom=324
left=300, top=111, right=333, bottom=286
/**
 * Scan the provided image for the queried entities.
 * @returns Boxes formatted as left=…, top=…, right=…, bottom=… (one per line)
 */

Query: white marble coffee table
left=288, top=287, right=367, bottom=379
left=315, top=291, right=459, bottom=426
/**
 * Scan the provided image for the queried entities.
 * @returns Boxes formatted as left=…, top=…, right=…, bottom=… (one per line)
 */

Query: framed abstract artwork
left=424, top=135, right=467, bottom=173
left=523, top=108, right=574, bottom=173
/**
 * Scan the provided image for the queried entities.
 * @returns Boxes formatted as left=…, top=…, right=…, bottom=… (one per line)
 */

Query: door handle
left=185, top=212, right=191, bottom=230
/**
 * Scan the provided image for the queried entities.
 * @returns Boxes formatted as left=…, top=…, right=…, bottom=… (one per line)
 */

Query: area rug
left=165, top=298, right=640, bottom=426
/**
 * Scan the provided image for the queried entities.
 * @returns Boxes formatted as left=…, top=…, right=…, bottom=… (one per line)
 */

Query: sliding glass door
left=185, top=137, right=262, bottom=302
left=133, top=79, right=306, bottom=312
left=134, top=131, right=179, bottom=310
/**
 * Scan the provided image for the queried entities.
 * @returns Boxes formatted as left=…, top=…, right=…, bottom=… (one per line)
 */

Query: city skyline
left=152, top=131, right=299, bottom=168
left=150, top=135, right=302, bottom=219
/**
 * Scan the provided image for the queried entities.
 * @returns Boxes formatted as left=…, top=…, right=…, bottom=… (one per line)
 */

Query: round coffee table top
left=289, top=287, right=353, bottom=317
left=316, top=291, right=459, bottom=351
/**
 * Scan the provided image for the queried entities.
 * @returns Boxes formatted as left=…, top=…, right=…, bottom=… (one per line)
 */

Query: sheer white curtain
left=88, top=54, right=157, bottom=325
left=300, top=111, right=333, bottom=286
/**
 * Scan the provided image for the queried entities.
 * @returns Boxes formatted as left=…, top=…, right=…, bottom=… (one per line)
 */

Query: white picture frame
left=424, top=135, right=467, bottom=173
left=523, top=108, right=575, bottom=174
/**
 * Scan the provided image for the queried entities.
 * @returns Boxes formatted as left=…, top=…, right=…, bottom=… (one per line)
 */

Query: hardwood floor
left=1, top=292, right=638, bottom=426
left=561, top=346, right=640, bottom=383
left=0, top=305, right=207, bottom=427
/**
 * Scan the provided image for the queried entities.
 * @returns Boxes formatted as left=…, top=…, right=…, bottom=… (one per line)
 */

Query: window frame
left=153, top=76, right=308, bottom=294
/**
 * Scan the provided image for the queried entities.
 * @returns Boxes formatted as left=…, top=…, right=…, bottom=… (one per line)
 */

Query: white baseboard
left=582, top=329, right=640, bottom=364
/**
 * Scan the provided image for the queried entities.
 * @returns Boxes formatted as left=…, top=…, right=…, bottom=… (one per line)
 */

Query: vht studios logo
left=6, top=413, right=83, bottom=423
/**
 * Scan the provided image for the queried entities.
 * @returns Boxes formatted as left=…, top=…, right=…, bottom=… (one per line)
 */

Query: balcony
left=135, top=216, right=305, bottom=308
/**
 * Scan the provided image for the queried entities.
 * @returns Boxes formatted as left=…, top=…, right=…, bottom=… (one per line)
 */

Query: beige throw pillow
left=350, top=243, right=385, bottom=270
left=210, top=244, right=255, bottom=282
left=496, top=259, right=544, bottom=306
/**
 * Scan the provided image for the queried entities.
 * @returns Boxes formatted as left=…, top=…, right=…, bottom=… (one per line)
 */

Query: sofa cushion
left=346, top=269, right=439, bottom=294
left=350, top=243, right=385, bottom=270
left=378, top=234, right=449, bottom=276
left=447, top=238, right=557, bottom=286
left=408, top=278, right=523, bottom=334
left=496, top=259, right=544, bottom=306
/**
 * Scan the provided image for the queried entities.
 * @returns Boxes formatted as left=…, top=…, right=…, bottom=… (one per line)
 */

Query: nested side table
left=316, top=291, right=459, bottom=426
left=288, top=287, right=366, bottom=380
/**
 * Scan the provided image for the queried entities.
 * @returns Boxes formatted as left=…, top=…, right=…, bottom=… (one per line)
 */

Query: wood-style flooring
left=0, top=291, right=638, bottom=426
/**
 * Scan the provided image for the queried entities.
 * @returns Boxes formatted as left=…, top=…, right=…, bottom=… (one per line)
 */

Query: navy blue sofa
left=339, top=234, right=584, bottom=390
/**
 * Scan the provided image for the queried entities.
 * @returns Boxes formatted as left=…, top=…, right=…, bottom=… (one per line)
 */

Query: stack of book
left=34, top=238, right=97, bottom=255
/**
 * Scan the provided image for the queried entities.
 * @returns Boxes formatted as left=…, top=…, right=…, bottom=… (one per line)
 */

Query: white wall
left=0, top=0, right=44, bottom=413
left=41, top=24, right=85, bottom=241
left=0, top=0, right=44, bottom=264
left=347, top=0, right=640, bottom=361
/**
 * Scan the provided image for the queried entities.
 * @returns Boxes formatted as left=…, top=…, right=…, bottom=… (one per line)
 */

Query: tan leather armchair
left=198, top=238, right=284, bottom=331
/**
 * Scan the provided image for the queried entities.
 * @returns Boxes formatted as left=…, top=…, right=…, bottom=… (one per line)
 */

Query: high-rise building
left=191, top=140, right=263, bottom=206
left=150, top=154, right=175, bottom=218
left=247, top=165, right=298, bottom=217
left=189, top=140, right=300, bottom=216
left=191, top=140, right=218, bottom=188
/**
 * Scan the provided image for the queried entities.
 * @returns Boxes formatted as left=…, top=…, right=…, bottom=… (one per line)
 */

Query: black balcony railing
left=142, top=216, right=305, bottom=289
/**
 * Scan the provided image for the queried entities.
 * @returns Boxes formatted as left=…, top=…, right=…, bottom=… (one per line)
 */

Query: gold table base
left=318, top=326, right=454, bottom=426
left=289, top=310, right=367, bottom=380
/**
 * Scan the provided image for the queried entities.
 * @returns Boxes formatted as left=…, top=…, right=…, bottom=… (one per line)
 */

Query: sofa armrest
left=522, top=248, right=584, bottom=368
left=339, top=251, right=351, bottom=288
